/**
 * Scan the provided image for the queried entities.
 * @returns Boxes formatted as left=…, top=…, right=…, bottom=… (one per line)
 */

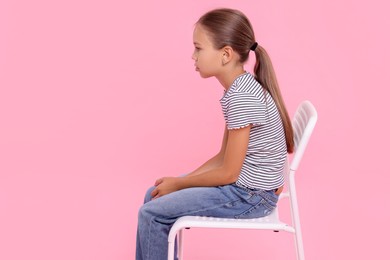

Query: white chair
left=167, top=100, right=318, bottom=260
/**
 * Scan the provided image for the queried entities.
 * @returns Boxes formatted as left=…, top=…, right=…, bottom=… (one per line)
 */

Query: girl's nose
left=191, top=52, right=197, bottom=61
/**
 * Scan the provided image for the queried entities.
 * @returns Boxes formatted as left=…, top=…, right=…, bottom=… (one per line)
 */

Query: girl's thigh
left=140, top=185, right=254, bottom=220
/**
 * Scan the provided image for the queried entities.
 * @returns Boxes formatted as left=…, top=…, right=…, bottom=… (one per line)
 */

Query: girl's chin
left=197, top=70, right=212, bottom=78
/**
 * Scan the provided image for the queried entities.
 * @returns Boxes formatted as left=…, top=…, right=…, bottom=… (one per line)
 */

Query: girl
left=136, top=8, right=293, bottom=260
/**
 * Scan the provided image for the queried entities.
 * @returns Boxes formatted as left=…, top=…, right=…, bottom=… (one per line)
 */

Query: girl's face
left=192, top=24, right=223, bottom=78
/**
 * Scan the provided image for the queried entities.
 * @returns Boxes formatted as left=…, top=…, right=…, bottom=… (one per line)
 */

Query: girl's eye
left=195, top=47, right=201, bottom=51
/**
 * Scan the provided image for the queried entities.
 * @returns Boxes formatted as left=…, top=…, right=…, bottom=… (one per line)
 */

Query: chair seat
left=168, top=210, right=295, bottom=243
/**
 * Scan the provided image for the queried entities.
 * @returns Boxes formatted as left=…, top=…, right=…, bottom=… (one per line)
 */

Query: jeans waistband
left=234, top=182, right=277, bottom=192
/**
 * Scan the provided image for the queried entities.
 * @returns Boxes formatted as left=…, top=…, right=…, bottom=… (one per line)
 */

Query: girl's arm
left=151, top=126, right=250, bottom=198
left=186, top=126, right=229, bottom=177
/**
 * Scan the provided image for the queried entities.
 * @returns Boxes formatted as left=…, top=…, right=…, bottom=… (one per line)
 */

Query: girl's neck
left=216, top=67, right=247, bottom=90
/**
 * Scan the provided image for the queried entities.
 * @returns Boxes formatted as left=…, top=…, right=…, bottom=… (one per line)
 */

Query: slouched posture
left=136, top=8, right=293, bottom=260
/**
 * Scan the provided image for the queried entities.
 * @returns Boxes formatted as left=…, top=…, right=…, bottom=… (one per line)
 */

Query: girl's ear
left=221, top=46, right=234, bottom=65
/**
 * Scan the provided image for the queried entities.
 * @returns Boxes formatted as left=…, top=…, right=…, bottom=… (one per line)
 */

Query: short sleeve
left=226, top=91, right=267, bottom=130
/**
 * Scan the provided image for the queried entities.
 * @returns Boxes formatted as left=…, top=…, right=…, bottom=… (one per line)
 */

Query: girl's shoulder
left=223, top=73, right=264, bottom=102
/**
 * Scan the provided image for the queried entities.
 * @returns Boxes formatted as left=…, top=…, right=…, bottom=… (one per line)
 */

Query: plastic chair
left=167, top=100, right=318, bottom=260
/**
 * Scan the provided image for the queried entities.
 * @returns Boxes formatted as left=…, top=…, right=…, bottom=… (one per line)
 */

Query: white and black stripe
left=220, top=72, right=287, bottom=190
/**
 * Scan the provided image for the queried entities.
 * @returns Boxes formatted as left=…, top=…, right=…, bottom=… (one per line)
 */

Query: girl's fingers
left=154, top=178, right=163, bottom=186
left=150, top=187, right=158, bottom=198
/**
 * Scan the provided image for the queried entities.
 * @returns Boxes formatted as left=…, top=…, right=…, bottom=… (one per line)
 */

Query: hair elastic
left=250, top=42, right=258, bottom=51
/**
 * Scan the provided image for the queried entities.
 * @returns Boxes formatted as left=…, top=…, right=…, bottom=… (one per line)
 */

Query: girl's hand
left=151, top=177, right=182, bottom=199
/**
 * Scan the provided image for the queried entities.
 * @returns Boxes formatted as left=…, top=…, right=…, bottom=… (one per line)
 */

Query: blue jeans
left=135, top=183, right=279, bottom=260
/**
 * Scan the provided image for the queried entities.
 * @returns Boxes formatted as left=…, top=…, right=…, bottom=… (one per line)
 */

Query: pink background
left=1, top=0, right=389, bottom=259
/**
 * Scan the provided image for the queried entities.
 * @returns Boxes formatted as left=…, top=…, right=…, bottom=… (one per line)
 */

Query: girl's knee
left=138, top=187, right=157, bottom=221
left=143, top=186, right=156, bottom=203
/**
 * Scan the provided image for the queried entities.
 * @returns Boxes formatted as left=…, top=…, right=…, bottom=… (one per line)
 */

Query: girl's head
left=194, top=8, right=294, bottom=153
left=196, top=8, right=255, bottom=64
left=192, top=9, right=253, bottom=79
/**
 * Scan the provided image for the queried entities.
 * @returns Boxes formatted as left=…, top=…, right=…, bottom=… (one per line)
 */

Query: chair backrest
left=281, top=101, right=317, bottom=197
left=290, top=100, right=318, bottom=172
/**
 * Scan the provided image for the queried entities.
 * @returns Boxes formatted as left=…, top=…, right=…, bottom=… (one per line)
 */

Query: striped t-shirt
left=220, top=72, right=287, bottom=190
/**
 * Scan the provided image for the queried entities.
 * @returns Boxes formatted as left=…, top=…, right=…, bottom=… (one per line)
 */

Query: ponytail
left=254, top=45, right=294, bottom=153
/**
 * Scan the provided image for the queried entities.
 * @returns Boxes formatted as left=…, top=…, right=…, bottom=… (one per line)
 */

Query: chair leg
left=289, top=172, right=305, bottom=260
left=168, top=228, right=184, bottom=260
left=294, top=229, right=305, bottom=260
left=167, top=235, right=176, bottom=260
left=178, top=229, right=183, bottom=260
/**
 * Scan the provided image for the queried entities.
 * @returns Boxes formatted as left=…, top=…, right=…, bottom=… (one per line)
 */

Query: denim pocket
left=234, top=195, right=276, bottom=219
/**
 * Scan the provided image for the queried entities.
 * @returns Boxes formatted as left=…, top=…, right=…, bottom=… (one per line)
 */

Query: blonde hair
left=197, top=8, right=294, bottom=153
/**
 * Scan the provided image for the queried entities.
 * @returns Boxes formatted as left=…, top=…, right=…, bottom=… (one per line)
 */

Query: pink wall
left=1, top=0, right=389, bottom=259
